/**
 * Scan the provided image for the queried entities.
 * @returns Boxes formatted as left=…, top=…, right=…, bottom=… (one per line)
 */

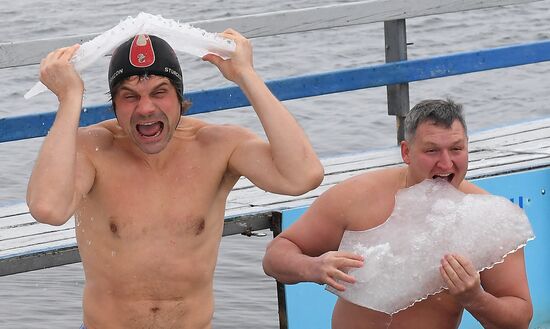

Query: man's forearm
left=263, top=238, right=319, bottom=284
left=466, top=292, right=532, bottom=329
left=237, top=70, right=323, bottom=190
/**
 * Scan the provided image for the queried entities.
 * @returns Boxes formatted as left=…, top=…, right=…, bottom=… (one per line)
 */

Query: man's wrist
left=57, top=89, right=84, bottom=105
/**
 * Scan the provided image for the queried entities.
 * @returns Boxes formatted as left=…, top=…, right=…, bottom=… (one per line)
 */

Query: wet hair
left=108, top=34, right=191, bottom=115
left=404, top=99, right=467, bottom=141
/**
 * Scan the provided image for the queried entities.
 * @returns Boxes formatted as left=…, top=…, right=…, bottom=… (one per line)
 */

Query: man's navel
left=109, top=217, right=120, bottom=238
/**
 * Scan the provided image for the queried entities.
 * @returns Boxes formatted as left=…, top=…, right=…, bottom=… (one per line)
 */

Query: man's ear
left=401, top=140, right=411, bottom=164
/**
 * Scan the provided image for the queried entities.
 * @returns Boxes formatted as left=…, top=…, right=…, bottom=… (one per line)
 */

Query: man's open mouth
left=136, top=121, right=164, bottom=138
left=433, top=173, right=454, bottom=182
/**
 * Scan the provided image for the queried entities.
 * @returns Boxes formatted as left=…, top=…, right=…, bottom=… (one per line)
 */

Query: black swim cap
left=108, top=34, right=183, bottom=97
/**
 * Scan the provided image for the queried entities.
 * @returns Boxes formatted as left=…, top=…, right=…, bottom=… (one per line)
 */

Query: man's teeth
left=433, top=174, right=454, bottom=181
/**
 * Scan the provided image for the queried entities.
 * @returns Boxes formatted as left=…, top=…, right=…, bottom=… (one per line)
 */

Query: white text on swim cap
left=110, top=68, right=124, bottom=85
left=165, top=67, right=182, bottom=81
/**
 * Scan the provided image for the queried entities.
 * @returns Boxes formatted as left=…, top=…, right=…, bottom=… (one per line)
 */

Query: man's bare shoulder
left=177, top=117, right=254, bottom=143
left=458, top=180, right=488, bottom=195
left=328, top=166, right=405, bottom=197
left=313, top=167, right=405, bottom=218
left=76, top=119, right=118, bottom=151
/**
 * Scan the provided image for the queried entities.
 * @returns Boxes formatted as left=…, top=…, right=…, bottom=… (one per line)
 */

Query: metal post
left=384, top=19, right=410, bottom=144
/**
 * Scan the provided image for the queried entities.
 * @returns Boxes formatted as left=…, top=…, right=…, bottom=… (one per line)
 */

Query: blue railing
left=1, top=39, right=550, bottom=143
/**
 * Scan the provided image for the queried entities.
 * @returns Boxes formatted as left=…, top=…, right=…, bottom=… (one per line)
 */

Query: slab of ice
left=25, top=12, right=236, bottom=99
left=327, top=179, right=534, bottom=314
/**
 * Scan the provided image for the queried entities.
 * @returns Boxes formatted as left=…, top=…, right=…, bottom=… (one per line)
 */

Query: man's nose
left=437, top=150, right=453, bottom=170
left=136, top=96, right=156, bottom=116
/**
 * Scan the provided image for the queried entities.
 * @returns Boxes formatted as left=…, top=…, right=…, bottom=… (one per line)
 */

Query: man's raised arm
left=26, top=45, right=95, bottom=225
left=203, top=29, right=323, bottom=195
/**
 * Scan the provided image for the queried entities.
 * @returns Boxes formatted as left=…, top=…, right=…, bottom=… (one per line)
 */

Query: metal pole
left=384, top=19, right=410, bottom=144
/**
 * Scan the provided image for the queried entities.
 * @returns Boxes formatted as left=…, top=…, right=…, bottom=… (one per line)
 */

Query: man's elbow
left=504, top=298, right=533, bottom=329
left=262, top=241, right=280, bottom=279
left=262, top=255, right=275, bottom=278
left=289, top=164, right=324, bottom=195
left=27, top=199, right=72, bottom=226
left=520, top=302, right=533, bottom=329
left=310, top=163, right=325, bottom=188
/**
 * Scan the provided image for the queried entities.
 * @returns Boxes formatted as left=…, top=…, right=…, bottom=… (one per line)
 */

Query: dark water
left=0, top=1, right=549, bottom=328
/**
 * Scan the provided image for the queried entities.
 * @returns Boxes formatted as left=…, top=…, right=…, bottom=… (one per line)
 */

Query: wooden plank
left=469, top=151, right=550, bottom=170
left=470, top=127, right=550, bottom=148
left=322, top=149, right=398, bottom=166
left=0, top=234, right=76, bottom=259
left=0, top=202, right=30, bottom=219
left=0, top=221, right=74, bottom=250
left=468, top=157, right=550, bottom=178
left=0, top=213, right=37, bottom=230
left=0, top=224, right=75, bottom=257
left=0, top=245, right=80, bottom=276
left=469, top=117, right=550, bottom=142
left=469, top=143, right=550, bottom=164
left=0, top=0, right=540, bottom=69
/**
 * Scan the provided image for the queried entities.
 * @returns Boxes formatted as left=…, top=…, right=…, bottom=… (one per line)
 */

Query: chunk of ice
left=327, top=179, right=534, bottom=314
left=25, top=12, right=236, bottom=99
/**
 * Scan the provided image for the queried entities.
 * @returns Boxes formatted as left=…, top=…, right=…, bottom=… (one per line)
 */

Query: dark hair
left=404, top=99, right=467, bottom=141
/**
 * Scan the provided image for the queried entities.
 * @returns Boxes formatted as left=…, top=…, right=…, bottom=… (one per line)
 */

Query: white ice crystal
left=25, top=12, right=236, bottom=99
left=327, top=179, right=534, bottom=314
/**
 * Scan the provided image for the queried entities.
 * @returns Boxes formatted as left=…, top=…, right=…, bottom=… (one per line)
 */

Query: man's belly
left=77, top=222, right=221, bottom=329
left=82, top=284, right=214, bottom=329
left=332, top=293, right=463, bottom=329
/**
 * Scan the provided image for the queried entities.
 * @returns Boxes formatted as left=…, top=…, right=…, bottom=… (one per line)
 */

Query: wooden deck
left=1, top=116, right=549, bottom=276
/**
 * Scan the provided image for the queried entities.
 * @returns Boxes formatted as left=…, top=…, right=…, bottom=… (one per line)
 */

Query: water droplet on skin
left=95, top=147, right=99, bottom=151
left=87, top=240, right=92, bottom=245
left=111, top=251, right=116, bottom=257
left=90, top=217, right=94, bottom=222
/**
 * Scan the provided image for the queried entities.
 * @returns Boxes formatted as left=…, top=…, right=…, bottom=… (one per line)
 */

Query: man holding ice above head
left=27, top=28, right=323, bottom=328
left=263, top=99, right=533, bottom=328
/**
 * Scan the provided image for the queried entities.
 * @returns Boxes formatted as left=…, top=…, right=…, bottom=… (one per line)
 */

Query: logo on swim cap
left=108, top=34, right=184, bottom=98
left=129, top=35, right=155, bottom=68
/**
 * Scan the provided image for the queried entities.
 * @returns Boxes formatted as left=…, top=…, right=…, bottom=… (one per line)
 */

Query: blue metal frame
left=1, top=40, right=550, bottom=143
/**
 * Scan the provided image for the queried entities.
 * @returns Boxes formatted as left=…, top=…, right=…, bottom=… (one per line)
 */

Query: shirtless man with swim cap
left=27, top=30, right=323, bottom=329
left=263, top=99, right=532, bottom=328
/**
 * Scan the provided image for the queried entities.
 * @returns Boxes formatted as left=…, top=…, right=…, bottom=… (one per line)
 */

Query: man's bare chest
left=81, top=162, right=230, bottom=238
